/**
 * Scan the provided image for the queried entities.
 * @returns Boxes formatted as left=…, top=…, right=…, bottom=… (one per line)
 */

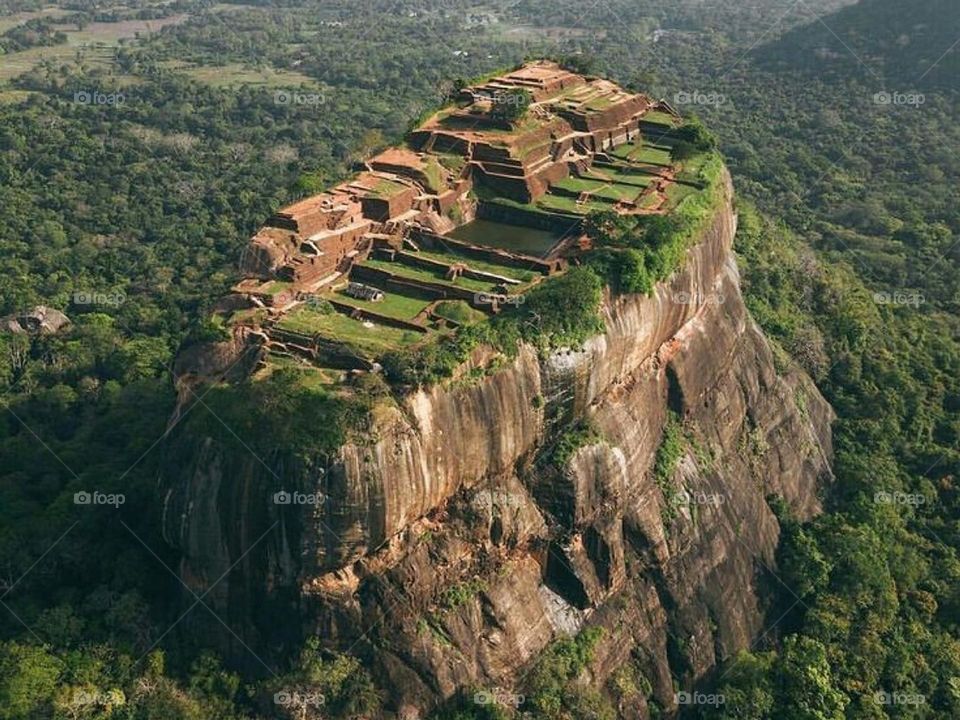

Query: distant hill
left=754, top=0, right=959, bottom=89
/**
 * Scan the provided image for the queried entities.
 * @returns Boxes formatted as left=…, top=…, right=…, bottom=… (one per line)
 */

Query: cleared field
left=276, top=307, right=422, bottom=356
left=332, top=288, right=431, bottom=321
left=160, top=60, right=320, bottom=89
left=0, top=7, right=72, bottom=33
left=0, top=89, right=38, bottom=104
left=363, top=258, right=498, bottom=293
left=553, top=176, right=606, bottom=193
left=0, top=14, right=188, bottom=82
left=590, top=183, right=643, bottom=203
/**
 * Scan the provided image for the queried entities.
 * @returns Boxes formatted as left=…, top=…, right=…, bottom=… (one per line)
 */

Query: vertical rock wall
left=162, top=174, right=834, bottom=717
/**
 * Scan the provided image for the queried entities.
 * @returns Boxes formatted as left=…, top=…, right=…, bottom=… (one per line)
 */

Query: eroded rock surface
left=162, top=177, right=833, bottom=717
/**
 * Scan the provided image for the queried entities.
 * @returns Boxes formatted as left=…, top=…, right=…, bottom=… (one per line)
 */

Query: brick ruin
left=223, top=61, right=683, bottom=364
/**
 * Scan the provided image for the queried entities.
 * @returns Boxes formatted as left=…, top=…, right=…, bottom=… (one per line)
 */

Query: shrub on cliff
left=671, top=117, right=718, bottom=161
left=186, top=368, right=374, bottom=459
left=523, top=627, right=612, bottom=719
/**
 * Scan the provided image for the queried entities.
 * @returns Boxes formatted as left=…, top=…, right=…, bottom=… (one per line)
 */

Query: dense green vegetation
left=0, top=0, right=957, bottom=717
left=585, top=149, right=724, bottom=293
left=383, top=265, right=604, bottom=387
left=706, top=204, right=960, bottom=719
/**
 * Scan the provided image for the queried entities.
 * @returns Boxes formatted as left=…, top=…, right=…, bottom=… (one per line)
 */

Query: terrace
left=223, top=61, right=709, bottom=379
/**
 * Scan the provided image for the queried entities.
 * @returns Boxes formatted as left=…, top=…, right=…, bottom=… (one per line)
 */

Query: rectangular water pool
left=448, top=219, right=564, bottom=258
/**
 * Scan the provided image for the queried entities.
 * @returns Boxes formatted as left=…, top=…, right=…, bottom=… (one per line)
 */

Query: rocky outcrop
left=161, top=174, right=833, bottom=717
left=2, top=305, right=70, bottom=335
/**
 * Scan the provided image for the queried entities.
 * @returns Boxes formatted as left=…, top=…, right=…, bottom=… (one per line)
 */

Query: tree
left=0, top=642, right=62, bottom=720
left=715, top=651, right=776, bottom=720
left=489, top=88, right=531, bottom=127
left=776, top=636, right=848, bottom=720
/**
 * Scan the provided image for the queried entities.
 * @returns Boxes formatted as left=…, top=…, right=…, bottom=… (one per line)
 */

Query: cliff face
left=162, top=175, right=834, bottom=717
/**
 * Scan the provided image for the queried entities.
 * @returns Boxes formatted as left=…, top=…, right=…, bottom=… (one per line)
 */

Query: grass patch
left=433, top=300, right=488, bottom=325
left=537, top=193, right=611, bottom=215
left=276, top=306, right=422, bottom=357
left=642, top=110, right=680, bottom=127
left=544, top=420, right=603, bottom=468
left=262, top=280, right=292, bottom=295
left=369, top=178, right=408, bottom=198
left=163, top=60, right=320, bottom=89
left=653, top=411, right=685, bottom=524
left=383, top=266, right=603, bottom=388
left=632, top=144, right=674, bottom=165
left=665, top=182, right=699, bottom=208
left=333, top=288, right=431, bottom=321
left=585, top=167, right=656, bottom=188
left=364, top=258, right=498, bottom=293
left=412, top=248, right=535, bottom=284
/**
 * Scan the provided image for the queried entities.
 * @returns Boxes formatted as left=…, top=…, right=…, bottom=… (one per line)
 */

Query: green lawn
left=537, top=193, right=611, bottom=215
left=608, top=141, right=673, bottom=166
left=370, top=178, right=408, bottom=198
left=665, top=182, right=699, bottom=208
left=582, top=166, right=646, bottom=184
left=610, top=141, right=641, bottom=160
left=275, top=307, right=422, bottom=357
left=263, top=280, right=293, bottom=295
left=363, top=258, right=498, bottom=292
left=642, top=110, right=680, bottom=127
left=162, top=60, right=321, bottom=89
left=408, top=248, right=535, bottom=283
left=421, top=157, right=445, bottom=193
left=333, top=288, right=432, bottom=321
left=633, top=145, right=674, bottom=165
left=552, top=177, right=640, bottom=202
left=433, top=300, right=488, bottom=325
left=553, top=176, right=607, bottom=193
left=592, top=183, right=642, bottom=203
